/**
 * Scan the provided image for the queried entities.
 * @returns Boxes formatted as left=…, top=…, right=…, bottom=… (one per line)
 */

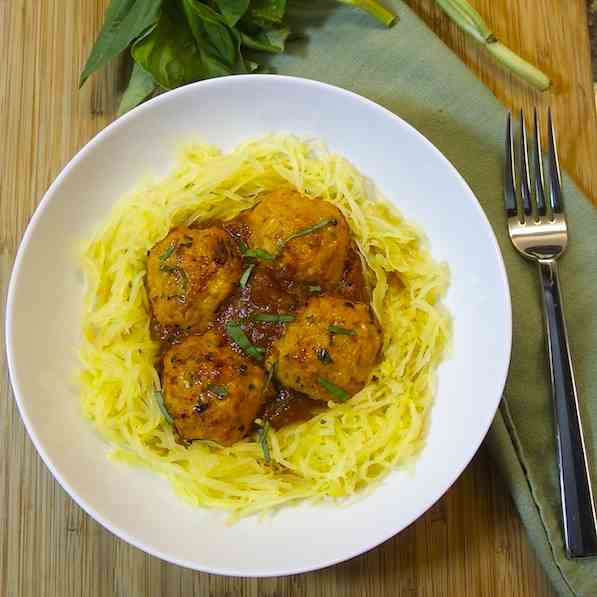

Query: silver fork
left=505, top=109, right=597, bottom=558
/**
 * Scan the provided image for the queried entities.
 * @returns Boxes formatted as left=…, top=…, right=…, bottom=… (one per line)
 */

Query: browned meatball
left=244, top=190, right=349, bottom=285
left=162, top=332, right=266, bottom=445
left=147, top=227, right=241, bottom=333
left=268, top=296, right=382, bottom=402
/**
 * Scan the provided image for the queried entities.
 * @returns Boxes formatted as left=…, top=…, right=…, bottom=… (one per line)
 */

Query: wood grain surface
left=588, top=0, right=597, bottom=81
left=2, top=1, right=596, bottom=596
left=405, top=0, right=597, bottom=205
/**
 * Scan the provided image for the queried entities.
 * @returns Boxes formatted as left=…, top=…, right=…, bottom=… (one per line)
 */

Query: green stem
left=433, top=0, right=551, bottom=91
left=339, top=0, right=396, bottom=27
left=434, top=0, right=490, bottom=44
left=486, top=41, right=551, bottom=91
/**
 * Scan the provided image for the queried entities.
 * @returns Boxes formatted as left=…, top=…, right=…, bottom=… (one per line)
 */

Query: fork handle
left=538, top=259, right=597, bottom=558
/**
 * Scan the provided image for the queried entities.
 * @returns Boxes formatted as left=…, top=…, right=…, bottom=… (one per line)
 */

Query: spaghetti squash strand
left=79, top=135, right=450, bottom=519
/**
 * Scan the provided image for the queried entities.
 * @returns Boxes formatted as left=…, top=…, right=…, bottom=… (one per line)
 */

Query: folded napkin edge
left=490, top=400, right=577, bottom=597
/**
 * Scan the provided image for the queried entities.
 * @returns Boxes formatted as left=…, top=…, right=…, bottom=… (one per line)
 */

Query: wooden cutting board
left=588, top=0, right=597, bottom=81
left=1, top=1, right=595, bottom=596
left=407, top=0, right=597, bottom=205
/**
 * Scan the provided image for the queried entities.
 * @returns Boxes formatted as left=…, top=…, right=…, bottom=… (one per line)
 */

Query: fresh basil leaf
left=257, top=421, right=271, bottom=462
left=318, top=378, right=350, bottom=402
left=225, top=321, right=265, bottom=360
left=118, top=62, right=156, bottom=115
left=80, top=0, right=162, bottom=87
left=240, top=26, right=289, bottom=53
left=181, top=0, right=243, bottom=70
left=249, top=0, right=287, bottom=23
left=308, top=285, right=322, bottom=293
left=132, top=6, right=229, bottom=90
left=215, top=0, right=249, bottom=27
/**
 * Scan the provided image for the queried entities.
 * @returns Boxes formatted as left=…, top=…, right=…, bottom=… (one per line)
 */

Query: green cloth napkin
left=268, top=2, right=597, bottom=595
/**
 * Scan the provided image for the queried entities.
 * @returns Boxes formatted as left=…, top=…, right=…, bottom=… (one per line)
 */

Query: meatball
left=162, top=332, right=266, bottom=445
left=268, top=296, right=382, bottom=402
left=147, top=226, right=241, bottom=333
left=245, top=190, right=349, bottom=285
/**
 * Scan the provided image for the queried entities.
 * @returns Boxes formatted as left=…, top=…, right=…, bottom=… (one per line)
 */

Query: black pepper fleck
left=317, top=348, right=333, bottom=364
left=193, top=402, right=209, bottom=414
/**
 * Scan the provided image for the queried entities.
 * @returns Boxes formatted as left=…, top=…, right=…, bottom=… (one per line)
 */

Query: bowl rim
left=5, top=74, right=512, bottom=577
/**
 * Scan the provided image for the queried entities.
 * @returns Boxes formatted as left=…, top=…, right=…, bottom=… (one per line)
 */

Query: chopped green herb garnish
left=153, top=390, right=174, bottom=424
left=239, top=219, right=337, bottom=263
left=318, top=378, right=350, bottom=402
left=159, top=242, right=177, bottom=261
left=262, top=362, right=277, bottom=400
left=243, top=247, right=277, bottom=261
left=257, top=422, right=271, bottom=463
left=240, top=263, right=255, bottom=289
left=328, top=324, right=356, bottom=336
left=249, top=313, right=295, bottom=323
left=308, top=285, right=322, bottom=293
left=225, top=321, right=265, bottom=361
left=206, top=384, right=228, bottom=399
left=283, top=218, right=337, bottom=245
left=183, top=371, right=199, bottom=389
left=238, top=240, right=277, bottom=261
left=159, top=264, right=188, bottom=290
left=317, top=348, right=333, bottom=364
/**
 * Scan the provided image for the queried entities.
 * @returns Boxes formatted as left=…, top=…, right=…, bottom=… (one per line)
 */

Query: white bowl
left=5, top=75, right=511, bottom=576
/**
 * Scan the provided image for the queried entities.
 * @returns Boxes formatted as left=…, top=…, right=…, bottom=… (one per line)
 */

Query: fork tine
left=519, top=110, right=532, bottom=216
left=533, top=108, right=547, bottom=216
left=547, top=108, right=563, bottom=213
left=504, top=113, right=518, bottom=217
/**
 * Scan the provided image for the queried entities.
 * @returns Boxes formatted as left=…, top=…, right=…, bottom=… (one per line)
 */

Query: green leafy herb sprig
left=80, top=0, right=396, bottom=115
